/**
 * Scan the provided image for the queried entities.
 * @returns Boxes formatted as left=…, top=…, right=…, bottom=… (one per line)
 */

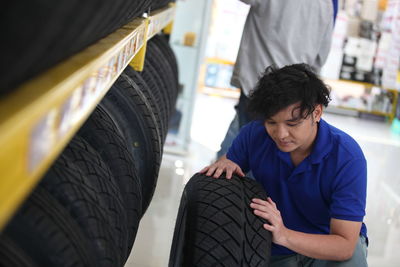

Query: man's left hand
left=250, top=197, right=289, bottom=246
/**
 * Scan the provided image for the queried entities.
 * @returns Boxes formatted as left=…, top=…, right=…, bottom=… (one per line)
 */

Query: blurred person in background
left=217, top=0, right=338, bottom=159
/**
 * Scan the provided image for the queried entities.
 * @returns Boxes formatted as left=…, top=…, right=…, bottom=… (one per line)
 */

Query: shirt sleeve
left=226, top=122, right=253, bottom=173
left=313, top=1, right=334, bottom=72
left=330, top=158, right=367, bottom=222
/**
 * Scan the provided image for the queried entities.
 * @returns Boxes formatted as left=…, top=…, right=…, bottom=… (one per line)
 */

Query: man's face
left=264, top=103, right=322, bottom=154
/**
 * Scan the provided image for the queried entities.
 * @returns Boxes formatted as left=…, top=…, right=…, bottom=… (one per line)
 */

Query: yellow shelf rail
left=325, top=79, right=399, bottom=122
left=0, top=5, right=175, bottom=230
left=147, top=3, right=176, bottom=39
left=130, top=3, right=176, bottom=71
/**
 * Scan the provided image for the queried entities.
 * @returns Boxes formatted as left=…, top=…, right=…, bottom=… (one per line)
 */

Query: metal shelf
left=325, top=79, right=399, bottom=122
left=0, top=5, right=175, bottom=230
left=338, top=79, right=398, bottom=93
left=148, top=5, right=176, bottom=39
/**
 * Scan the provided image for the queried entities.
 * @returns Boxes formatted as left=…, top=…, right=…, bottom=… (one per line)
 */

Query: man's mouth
left=278, top=141, right=292, bottom=147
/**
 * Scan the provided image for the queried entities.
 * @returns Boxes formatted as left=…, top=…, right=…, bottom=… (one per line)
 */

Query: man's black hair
left=247, top=63, right=331, bottom=120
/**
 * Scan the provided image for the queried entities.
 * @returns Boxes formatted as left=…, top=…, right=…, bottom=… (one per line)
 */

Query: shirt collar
left=310, top=118, right=333, bottom=164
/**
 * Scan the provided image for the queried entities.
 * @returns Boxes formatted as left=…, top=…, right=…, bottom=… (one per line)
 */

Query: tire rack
left=0, top=4, right=176, bottom=231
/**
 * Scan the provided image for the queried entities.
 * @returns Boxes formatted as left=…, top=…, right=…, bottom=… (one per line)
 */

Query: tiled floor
left=127, top=93, right=400, bottom=267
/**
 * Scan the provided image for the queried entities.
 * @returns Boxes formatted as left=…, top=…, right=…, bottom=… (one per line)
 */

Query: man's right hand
left=199, top=155, right=245, bottom=179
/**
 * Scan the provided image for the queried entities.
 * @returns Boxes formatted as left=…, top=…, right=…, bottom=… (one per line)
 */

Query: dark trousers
left=217, top=90, right=252, bottom=158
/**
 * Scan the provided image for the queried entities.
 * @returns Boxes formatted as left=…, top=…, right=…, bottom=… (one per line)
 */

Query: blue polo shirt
left=227, top=119, right=367, bottom=255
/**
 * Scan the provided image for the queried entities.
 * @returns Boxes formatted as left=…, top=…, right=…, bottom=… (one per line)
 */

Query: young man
left=201, top=64, right=368, bottom=266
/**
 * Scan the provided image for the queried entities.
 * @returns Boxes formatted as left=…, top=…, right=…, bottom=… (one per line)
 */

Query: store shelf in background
left=198, top=57, right=239, bottom=99
left=0, top=5, right=175, bottom=230
left=325, top=79, right=398, bottom=121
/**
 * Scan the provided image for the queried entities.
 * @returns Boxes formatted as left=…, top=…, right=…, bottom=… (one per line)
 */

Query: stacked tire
left=0, top=0, right=179, bottom=263
left=0, top=0, right=175, bottom=95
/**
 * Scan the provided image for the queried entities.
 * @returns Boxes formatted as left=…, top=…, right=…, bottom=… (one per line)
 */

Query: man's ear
left=314, top=104, right=323, bottom=122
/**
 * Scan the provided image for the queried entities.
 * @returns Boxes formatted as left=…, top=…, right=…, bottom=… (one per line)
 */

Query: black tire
left=0, top=234, right=38, bottom=267
left=62, top=135, right=129, bottom=263
left=78, top=105, right=142, bottom=253
left=100, top=74, right=162, bottom=213
left=140, top=0, right=153, bottom=13
left=151, top=34, right=179, bottom=92
left=41, top=157, right=120, bottom=267
left=4, top=187, right=96, bottom=267
left=139, top=61, right=170, bottom=135
left=1, top=0, right=146, bottom=94
left=169, top=173, right=272, bottom=267
left=149, top=36, right=179, bottom=109
left=152, top=0, right=174, bottom=10
left=143, top=52, right=172, bottom=121
left=146, top=39, right=178, bottom=113
left=124, top=66, right=167, bottom=142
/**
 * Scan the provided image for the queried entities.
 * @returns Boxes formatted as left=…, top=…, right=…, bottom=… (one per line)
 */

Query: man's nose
left=276, top=125, right=289, bottom=139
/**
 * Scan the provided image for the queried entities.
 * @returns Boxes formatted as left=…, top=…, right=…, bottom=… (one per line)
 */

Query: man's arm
left=280, top=219, right=361, bottom=261
left=251, top=198, right=362, bottom=261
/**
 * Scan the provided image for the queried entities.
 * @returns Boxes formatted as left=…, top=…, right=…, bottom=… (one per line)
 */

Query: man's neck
left=290, top=122, right=319, bottom=166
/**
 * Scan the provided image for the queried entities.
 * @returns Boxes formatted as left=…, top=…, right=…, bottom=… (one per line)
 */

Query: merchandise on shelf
left=322, top=0, right=399, bottom=120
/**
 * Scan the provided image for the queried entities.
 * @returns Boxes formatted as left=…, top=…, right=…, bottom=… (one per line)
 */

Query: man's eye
left=287, top=121, right=303, bottom=127
left=266, top=121, right=275, bottom=125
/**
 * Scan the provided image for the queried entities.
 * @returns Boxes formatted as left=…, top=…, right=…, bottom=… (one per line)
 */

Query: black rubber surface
left=139, top=60, right=170, bottom=135
left=100, top=74, right=162, bottom=214
left=62, top=135, right=129, bottom=263
left=152, top=0, right=176, bottom=10
left=41, top=156, right=120, bottom=267
left=4, top=187, right=96, bottom=267
left=146, top=39, right=178, bottom=114
left=78, top=105, right=142, bottom=254
left=151, top=34, right=179, bottom=99
left=169, top=173, right=272, bottom=267
left=0, top=0, right=147, bottom=94
left=0, top=234, right=38, bottom=267
left=124, top=66, right=167, bottom=142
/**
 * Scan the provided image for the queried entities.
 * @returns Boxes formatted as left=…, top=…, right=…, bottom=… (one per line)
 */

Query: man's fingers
left=267, top=197, right=276, bottom=206
left=206, top=166, right=217, bottom=177
left=199, top=167, right=209, bottom=174
left=213, top=168, right=224, bottom=179
left=201, top=158, right=243, bottom=180
left=250, top=202, right=267, bottom=212
left=226, top=168, right=233, bottom=179
left=267, top=197, right=278, bottom=211
left=251, top=199, right=279, bottom=216
left=236, top=167, right=245, bottom=177
left=263, top=223, right=274, bottom=232
left=253, top=209, right=274, bottom=222
left=252, top=198, right=268, bottom=205
left=253, top=198, right=276, bottom=212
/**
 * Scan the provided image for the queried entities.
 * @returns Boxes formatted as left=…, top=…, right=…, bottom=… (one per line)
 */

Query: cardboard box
left=347, top=16, right=361, bottom=37
left=344, top=37, right=361, bottom=56
left=356, top=38, right=377, bottom=72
